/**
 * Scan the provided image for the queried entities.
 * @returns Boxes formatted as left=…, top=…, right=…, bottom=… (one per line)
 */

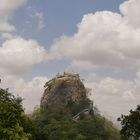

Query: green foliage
left=66, top=99, right=91, bottom=116
left=118, top=105, right=140, bottom=140
left=0, top=88, right=29, bottom=140
left=26, top=107, right=120, bottom=140
left=21, top=116, right=48, bottom=140
left=76, top=115, right=120, bottom=140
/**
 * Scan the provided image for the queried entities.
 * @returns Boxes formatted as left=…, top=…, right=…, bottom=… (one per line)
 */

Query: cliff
left=40, top=72, right=93, bottom=116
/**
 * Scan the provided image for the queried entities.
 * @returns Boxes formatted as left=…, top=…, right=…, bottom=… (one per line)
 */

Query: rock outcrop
left=40, top=72, right=93, bottom=116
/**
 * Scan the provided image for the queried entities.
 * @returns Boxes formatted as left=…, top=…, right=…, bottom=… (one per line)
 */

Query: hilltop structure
left=44, top=72, right=80, bottom=88
left=40, top=72, right=93, bottom=120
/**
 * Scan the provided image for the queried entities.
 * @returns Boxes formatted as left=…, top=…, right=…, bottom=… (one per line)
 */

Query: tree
left=0, top=88, right=29, bottom=140
left=118, top=105, right=140, bottom=140
left=29, top=107, right=120, bottom=140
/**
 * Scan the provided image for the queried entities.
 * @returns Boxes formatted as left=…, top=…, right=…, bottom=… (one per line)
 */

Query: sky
left=0, top=0, right=140, bottom=122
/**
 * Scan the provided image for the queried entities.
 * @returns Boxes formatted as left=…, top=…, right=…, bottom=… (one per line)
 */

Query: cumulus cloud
left=0, top=75, right=48, bottom=111
left=49, top=0, right=140, bottom=70
left=0, top=36, right=48, bottom=111
left=0, top=0, right=27, bottom=32
left=0, top=22, right=15, bottom=32
left=0, top=37, right=48, bottom=75
left=85, top=72, right=140, bottom=120
left=120, top=0, right=140, bottom=28
left=69, top=60, right=96, bottom=71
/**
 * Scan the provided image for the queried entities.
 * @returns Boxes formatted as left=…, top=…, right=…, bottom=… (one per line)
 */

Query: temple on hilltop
left=44, top=71, right=80, bottom=88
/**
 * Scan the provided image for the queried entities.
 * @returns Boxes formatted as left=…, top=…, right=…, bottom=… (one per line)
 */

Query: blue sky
left=11, top=0, right=125, bottom=79
left=0, top=0, right=140, bottom=121
left=14, top=0, right=124, bottom=46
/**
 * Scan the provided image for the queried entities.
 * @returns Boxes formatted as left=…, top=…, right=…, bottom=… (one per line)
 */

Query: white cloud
left=35, top=12, right=46, bottom=31
left=0, top=75, right=48, bottom=111
left=1, top=33, right=14, bottom=39
left=0, top=0, right=27, bottom=12
left=0, top=37, right=48, bottom=75
left=122, top=90, right=135, bottom=101
left=0, top=0, right=27, bottom=32
left=85, top=72, right=140, bottom=120
left=49, top=0, right=140, bottom=70
left=0, top=22, right=15, bottom=32
left=120, top=0, right=140, bottom=28
left=28, top=7, right=45, bottom=31
left=70, top=60, right=96, bottom=71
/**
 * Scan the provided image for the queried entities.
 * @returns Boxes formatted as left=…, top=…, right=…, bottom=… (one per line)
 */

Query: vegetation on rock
left=20, top=105, right=120, bottom=140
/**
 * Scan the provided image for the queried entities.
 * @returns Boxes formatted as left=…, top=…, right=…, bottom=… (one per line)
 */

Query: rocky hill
left=30, top=72, right=120, bottom=140
left=40, top=72, right=93, bottom=117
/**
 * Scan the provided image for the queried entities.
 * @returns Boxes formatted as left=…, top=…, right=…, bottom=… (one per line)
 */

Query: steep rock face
left=40, top=72, right=92, bottom=116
